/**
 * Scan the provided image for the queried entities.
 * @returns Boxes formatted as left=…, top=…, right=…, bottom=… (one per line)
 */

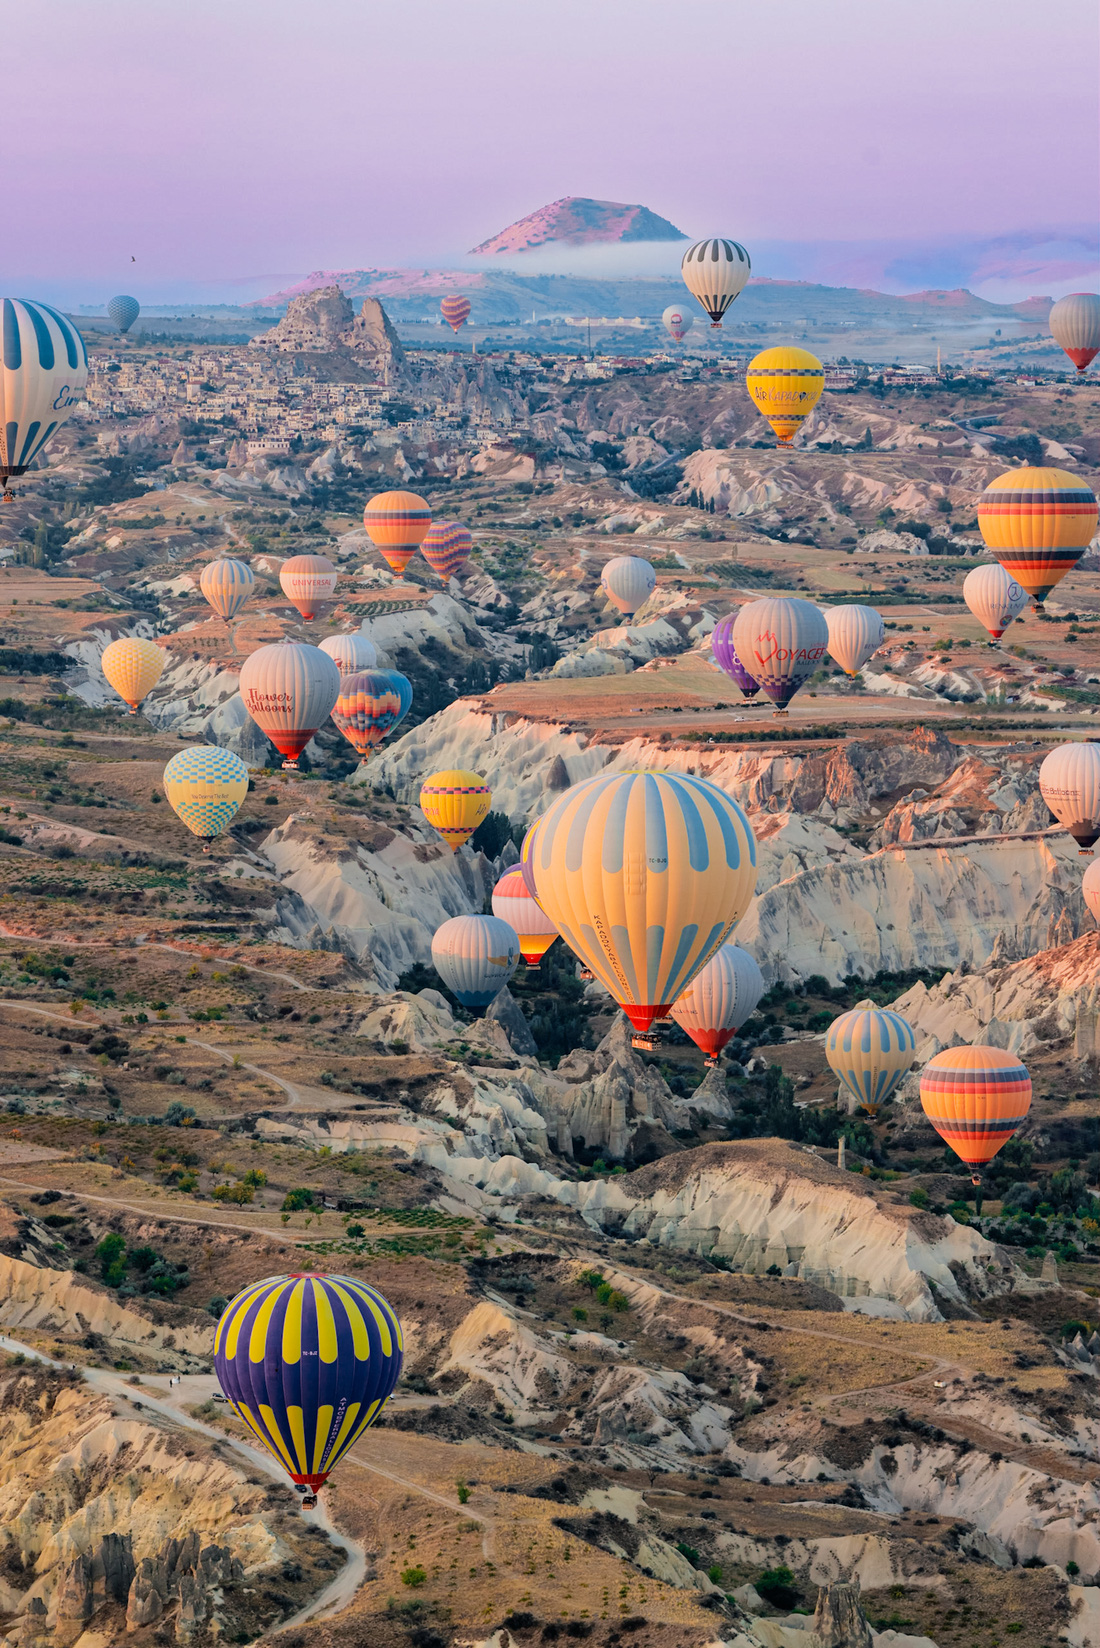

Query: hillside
left=469, top=197, right=689, bottom=255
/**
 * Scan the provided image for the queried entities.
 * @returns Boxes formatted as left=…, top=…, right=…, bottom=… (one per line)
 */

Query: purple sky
left=9, top=0, right=1099, bottom=301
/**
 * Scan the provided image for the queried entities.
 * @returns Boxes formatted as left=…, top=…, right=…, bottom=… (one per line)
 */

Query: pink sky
left=8, top=0, right=1099, bottom=299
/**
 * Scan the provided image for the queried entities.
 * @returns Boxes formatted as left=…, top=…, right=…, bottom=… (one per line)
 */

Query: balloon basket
left=301, top=1494, right=318, bottom=1510
left=525, top=963, right=542, bottom=974
left=282, top=759, right=299, bottom=771
left=705, top=1055, right=720, bottom=1068
left=631, top=1030, right=662, bottom=1053
left=579, top=968, right=594, bottom=982
left=1080, top=849, right=1095, bottom=858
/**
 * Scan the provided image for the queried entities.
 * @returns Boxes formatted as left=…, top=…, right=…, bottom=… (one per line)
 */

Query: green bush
left=213, top=1183, right=254, bottom=1205
left=400, top=1566, right=427, bottom=1588
left=96, top=1232, right=126, bottom=1287
left=282, top=1188, right=316, bottom=1212
left=909, top=1188, right=930, bottom=1210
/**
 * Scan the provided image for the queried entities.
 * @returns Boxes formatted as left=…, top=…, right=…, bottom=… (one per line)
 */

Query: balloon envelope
left=600, top=556, right=656, bottom=618
left=824, top=604, right=885, bottom=677
left=238, top=641, right=341, bottom=768
left=101, top=637, right=166, bottom=712
left=519, top=818, right=543, bottom=904
left=279, top=554, right=337, bottom=620
left=662, top=305, right=693, bottom=342
left=319, top=632, right=378, bottom=675
left=364, top=490, right=431, bottom=576
left=200, top=557, right=254, bottom=621
left=1039, top=741, right=1100, bottom=851
left=962, top=564, right=1029, bottom=640
left=1082, top=858, right=1100, bottom=924
left=731, top=597, right=829, bottom=712
left=492, top=868, right=559, bottom=967
left=680, top=239, right=751, bottom=327
left=420, top=769, right=491, bottom=852
left=107, top=295, right=140, bottom=334
left=421, top=521, right=472, bottom=583
left=214, top=1273, right=402, bottom=1495
left=532, top=768, right=757, bottom=1033
left=747, top=347, right=824, bottom=444
left=825, top=1008, right=916, bottom=1118
left=0, top=298, right=89, bottom=489
left=331, top=669, right=412, bottom=761
left=711, top=614, right=759, bottom=696
left=919, top=1046, right=1031, bottom=1180
left=431, top=913, right=519, bottom=1009
left=977, top=467, right=1098, bottom=605
left=1050, top=292, right=1100, bottom=372
left=670, top=943, right=765, bottom=1060
left=441, top=295, right=471, bottom=333
left=163, top=746, right=248, bottom=841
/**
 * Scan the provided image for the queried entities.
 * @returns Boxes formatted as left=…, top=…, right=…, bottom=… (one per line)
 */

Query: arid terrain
left=0, top=308, right=1098, bottom=1648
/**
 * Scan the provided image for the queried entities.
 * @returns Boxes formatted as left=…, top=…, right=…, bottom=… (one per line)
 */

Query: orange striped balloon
left=919, top=1046, right=1031, bottom=1182
left=363, top=490, right=431, bottom=576
left=441, top=295, right=471, bottom=333
left=977, top=467, right=1098, bottom=605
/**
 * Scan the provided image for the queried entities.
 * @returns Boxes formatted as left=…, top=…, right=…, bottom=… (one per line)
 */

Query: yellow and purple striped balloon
left=214, top=1273, right=402, bottom=1498
left=919, top=1046, right=1032, bottom=1182
left=440, top=295, right=471, bottom=333
left=421, top=521, right=472, bottom=583
left=363, top=490, right=431, bottom=576
left=977, top=467, right=1098, bottom=606
left=533, top=768, right=757, bottom=1033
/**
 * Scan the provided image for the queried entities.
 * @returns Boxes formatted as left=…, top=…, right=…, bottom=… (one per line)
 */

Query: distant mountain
left=469, top=197, right=687, bottom=256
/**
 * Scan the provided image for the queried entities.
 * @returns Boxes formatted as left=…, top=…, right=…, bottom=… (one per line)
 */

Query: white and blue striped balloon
left=200, top=557, right=255, bottom=620
left=0, top=299, right=89, bottom=488
left=825, top=1007, right=916, bottom=1116
left=431, top=914, right=519, bottom=1012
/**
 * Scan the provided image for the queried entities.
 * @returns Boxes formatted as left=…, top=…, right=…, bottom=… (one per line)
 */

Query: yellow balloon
left=419, top=769, right=491, bottom=853
left=746, top=346, right=824, bottom=444
left=101, top=637, right=166, bottom=713
left=532, top=768, right=757, bottom=1034
left=163, top=746, right=249, bottom=847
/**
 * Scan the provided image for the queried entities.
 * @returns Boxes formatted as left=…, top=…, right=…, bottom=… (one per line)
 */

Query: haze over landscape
left=3, top=5, right=1100, bottom=1648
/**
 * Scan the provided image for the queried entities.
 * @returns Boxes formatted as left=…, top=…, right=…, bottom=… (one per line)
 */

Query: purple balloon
left=711, top=614, right=760, bottom=697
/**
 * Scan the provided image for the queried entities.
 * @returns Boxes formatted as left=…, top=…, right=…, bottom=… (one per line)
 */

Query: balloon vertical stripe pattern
left=1049, top=293, right=1100, bottom=372
left=214, top=1273, right=403, bottom=1493
left=825, top=1008, right=916, bottom=1116
left=0, top=298, right=89, bottom=487
left=600, top=556, right=656, bottom=617
left=533, top=769, right=757, bottom=1032
left=680, top=239, right=751, bottom=327
left=431, top=914, right=519, bottom=1008
left=824, top=605, right=885, bottom=677
left=200, top=557, right=255, bottom=620
left=962, top=564, right=1029, bottom=639
left=1038, top=742, right=1100, bottom=851
left=492, top=868, right=559, bottom=967
left=238, top=642, right=341, bottom=766
left=919, top=1047, right=1031, bottom=1178
left=670, top=943, right=765, bottom=1059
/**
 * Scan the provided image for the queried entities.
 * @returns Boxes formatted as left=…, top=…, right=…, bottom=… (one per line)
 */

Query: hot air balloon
left=662, top=305, right=693, bottom=343
left=825, top=1008, right=916, bottom=1119
left=363, top=490, right=432, bottom=576
left=1082, top=858, right=1100, bottom=924
left=238, top=641, right=341, bottom=770
left=519, top=817, right=543, bottom=904
left=824, top=604, right=885, bottom=677
left=1039, top=742, right=1100, bottom=853
left=107, top=295, right=140, bottom=335
left=101, top=636, right=166, bottom=713
left=419, top=770, right=491, bottom=852
left=214, top=1272, right=402, bottom=1509
left=421, top=521, right=472, bottom=583
left=919, top=1047, right=1031, bottom=1184
left=1049, top=293, right=1100, bottom=373
left=962, top=563, right=1029, bottom=641
left=441, top=295, right=471, bottom=334
left=710, top=614, right=760, bottom=697
left=319, top=632, right=378, bottom=675
left=431, top=913, right=519, bottom=1009
left=532, top=769, right=757, bottom=1035
left=600, top=556, right=656, bottom=618
left=330, top=669, right=412, bottom=763
left=279, top=554, right=338, bottom=621
left=731, top=597, right=829, bottom=714
left=669, top=943, right=765, bottom=1064
left=491, top=868, right=559, bottom=970
left=977, top=467, right=1098, bottom=606
left=200, top=557, right=255, bottom=621
left=163, top=746, right=249, bottom=850
left=680, top=239, right=751, bottom=328
left=0, top=298, right=89, bottom=500
left=746, top=347, right=825, bottom=444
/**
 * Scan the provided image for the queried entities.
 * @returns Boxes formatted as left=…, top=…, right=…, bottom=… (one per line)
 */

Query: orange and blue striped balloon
left=363, top=490, right=431, bottom=576
left=977, top=467, right=1098, bottom=605
left=331, top=668, right=412, bottom=762
left=919, top=1046, right=1031, bottom=1182
left=214, top=1273, right=402, bottom=1498
left=421, top=521, right=472, bottom=583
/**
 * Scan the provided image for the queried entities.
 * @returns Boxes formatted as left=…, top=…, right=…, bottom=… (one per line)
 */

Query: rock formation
left=259, top=285, right=405, bottom=380
left=812, top=1581, right=874, bottom=1648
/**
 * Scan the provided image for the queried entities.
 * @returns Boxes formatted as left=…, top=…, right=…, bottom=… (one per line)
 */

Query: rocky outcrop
left=813, top=1582, right=874, bottom=1648
left=0, top=1251, right=210, bottom=1360
left=260, top=286, right=405, bottom=380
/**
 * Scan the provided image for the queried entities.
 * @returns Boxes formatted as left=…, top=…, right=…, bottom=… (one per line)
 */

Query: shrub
left=909, top=1188, right=930, bottom=1209
left=675, top=1543, right=700, bottom=1568
left=96, top=1232, right=126, bottom=1286
left=400, top=1566, right=427, bottom=1588
left=456, top=1481, right=470, bottom=1505
left=282, top=1188, right=316, bottom=1212
left=164, top=1101, right=196, bottom=1126
left=213, top=1183, right=254, bottom=1205
left=346, top=1223, right=365, bottom=1239
left=207, top=1295, right=228, bottom=1318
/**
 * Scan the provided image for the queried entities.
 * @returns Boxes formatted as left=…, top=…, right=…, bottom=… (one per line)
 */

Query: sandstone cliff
left=259, top=286, right=405, bottom=381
